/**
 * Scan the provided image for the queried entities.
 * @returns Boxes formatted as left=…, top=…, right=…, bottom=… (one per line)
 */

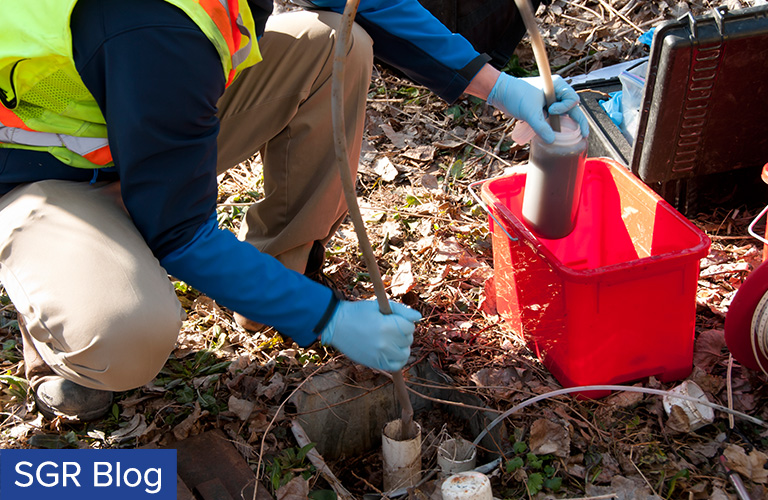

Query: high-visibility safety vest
left=0, top=0, right=262, bottom=169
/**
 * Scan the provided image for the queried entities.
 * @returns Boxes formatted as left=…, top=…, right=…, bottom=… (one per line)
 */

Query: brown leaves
left=276, top=476, right=310, bottom=500
left=390, top=257, right=415, bottom=297
left=470, top=367, right=522, bottom=400
left=697, top=241, right=761, bottom=316
left=433, top=237, right=469, bottom=263
left=693, top=329, right=727, bottom=371
left=529, top=418, right=570, bottom=458
left=373, top=157, right=400, bottom=183
left=108, top=414, right=149, bottom=444
left=173, top=402, right=205, bottom=441
left=228, top=396, right=256, bottom=421
left=723, top=444, right=768, bottom=483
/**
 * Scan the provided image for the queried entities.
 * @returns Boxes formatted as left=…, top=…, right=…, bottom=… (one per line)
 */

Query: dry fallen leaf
left=605, top=389, right=644, bottom=408
left=172, top=402, right=204, bottom=441
left=400, top=145, right=435, bottom=162
left=228, top=396, right=256, bottom=421
left=258, top=372, right=286, bottom=401
left=381, top=220, right=404, bottom=244
left=478, top=276, right=497, bottom=316
left=529, top=418, right=570, bottom=458
left=693, top=329, right=727, bottom=371
left=699, top=262, right=751, bottom=278
left=724, top=444, right=768, bottom=484
left=420, top=173, right=441, bottom=193
left=665, top=404, right=692, bottom=434
left=379, top=122, right=408, bottom=149
left=108, top=414, right=148, bottom=443
left=470, top=367, right=521, bottom=400
left=373, top=156, right=400, bottom=182
left=586, top=475, right=658, bottom=499
left=434, top=237, right=470, bottom=262
left=390, top=258, right=415, bottom=297
left=276, top=476, right=310, bottom=500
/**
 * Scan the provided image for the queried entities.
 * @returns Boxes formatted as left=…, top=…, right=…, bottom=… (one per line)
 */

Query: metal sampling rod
left=720, top=456, right=752, bottom=500
left=513, top=0, right=560, bottom=132
left=331, top=0, right=417, bottom=440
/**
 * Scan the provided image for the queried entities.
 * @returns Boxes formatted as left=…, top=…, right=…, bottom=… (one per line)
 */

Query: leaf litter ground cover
left=2, top=1, right=768, bottom=498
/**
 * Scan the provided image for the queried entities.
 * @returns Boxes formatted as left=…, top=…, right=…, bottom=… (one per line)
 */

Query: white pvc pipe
left=382, top=419, right=422, bottom=491
left=437, top=438, right=477, bottom=476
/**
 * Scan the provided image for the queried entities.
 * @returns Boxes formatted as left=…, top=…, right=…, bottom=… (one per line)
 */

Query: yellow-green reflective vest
left=0, top=0, right=262, bottom=168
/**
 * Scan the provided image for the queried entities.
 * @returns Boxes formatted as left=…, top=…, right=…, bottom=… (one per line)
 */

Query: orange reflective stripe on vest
left=202, top=0, right=239, bottom=84
left=0, top=106, right=31, bottom=131
left=82, top=145, right=113, bottom=166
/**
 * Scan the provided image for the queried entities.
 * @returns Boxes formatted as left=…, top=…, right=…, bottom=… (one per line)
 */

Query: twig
left=564, top=495, right=618, bottom=500
left=727, top=354, right=735, bottom=430
left=616, top=15, right=665, bottom=38
left=618, top=0, right=640, bottom=16
left=556, top=53, right=599, bottom=76
left=217, top=202, right=253, bottom=207
left=709, top=235, right=759, bottom=241
left=350, top=469, right=383, bottom=495
left=563, top=0, right=605, bottom=21
left=629, top=448, right=659, bottom=496
left=493, top=120, right=517, bottom=156
left=290, top=419, right=355, bottom=500
left=400, top=383, right=504, bottom=414
left=561, top=13, right=599, bottom=25
left=595, top=0, right=645, bottom=34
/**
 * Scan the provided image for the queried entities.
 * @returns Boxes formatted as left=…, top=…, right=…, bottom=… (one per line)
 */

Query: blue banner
left=0, top=449, right=176, bottom=499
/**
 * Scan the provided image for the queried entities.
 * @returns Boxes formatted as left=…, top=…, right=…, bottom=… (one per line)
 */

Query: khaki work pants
left=0, top=11, right=373, bottom=392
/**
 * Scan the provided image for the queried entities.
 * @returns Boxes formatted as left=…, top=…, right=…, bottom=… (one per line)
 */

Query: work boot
left=33, top=377, right=114, bottom=422
left=19, top=315, right=113, bottom=422
left=304, top=240, right=326, bottom=282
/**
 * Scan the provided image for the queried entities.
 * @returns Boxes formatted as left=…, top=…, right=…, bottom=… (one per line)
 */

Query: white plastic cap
left=441, top=471, right=493, bottom=500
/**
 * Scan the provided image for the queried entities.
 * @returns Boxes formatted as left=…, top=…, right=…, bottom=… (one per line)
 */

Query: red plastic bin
left=481, top=158, right=711, bottom=394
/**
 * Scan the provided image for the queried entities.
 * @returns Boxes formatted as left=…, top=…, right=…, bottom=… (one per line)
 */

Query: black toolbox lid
left=576, top=5, right=768, bottom=185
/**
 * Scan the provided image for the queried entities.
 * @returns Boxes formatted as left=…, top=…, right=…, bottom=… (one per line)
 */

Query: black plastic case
left=575, top=5, right=768, bottom=212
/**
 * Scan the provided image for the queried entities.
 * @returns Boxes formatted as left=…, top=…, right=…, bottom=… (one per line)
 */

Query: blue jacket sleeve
left=299, top=0, right=489, bottom=102
left=161, top=214, right=333, bottom=346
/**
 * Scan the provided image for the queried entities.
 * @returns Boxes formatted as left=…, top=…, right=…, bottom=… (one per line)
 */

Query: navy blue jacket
left=0, top=0, right=486, bottom=345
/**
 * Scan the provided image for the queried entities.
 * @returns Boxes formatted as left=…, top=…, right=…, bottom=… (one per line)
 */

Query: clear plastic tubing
left=472, top=384, right=768, bottom=448
left=521, top=115, right=587, bottom=239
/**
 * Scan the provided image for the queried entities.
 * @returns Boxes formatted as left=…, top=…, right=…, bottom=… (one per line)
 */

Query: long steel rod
left=331, top=0, right=416, bottom=440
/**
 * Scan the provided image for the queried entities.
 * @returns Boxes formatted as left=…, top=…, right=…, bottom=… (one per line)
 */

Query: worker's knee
left=83, top=307, right=182, bottom=392
left=306, top=10, right=373, bottom=71
left=39, top=302, right=181, bottom=391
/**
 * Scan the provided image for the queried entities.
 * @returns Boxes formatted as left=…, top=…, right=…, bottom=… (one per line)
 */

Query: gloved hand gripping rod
left=513, top=0, right=560, bottom=132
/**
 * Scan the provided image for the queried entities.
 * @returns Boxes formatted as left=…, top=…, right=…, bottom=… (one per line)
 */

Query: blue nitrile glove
left=320, top=300, right=422, bottom=371
left=487, top=73, right=590, bottom=143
